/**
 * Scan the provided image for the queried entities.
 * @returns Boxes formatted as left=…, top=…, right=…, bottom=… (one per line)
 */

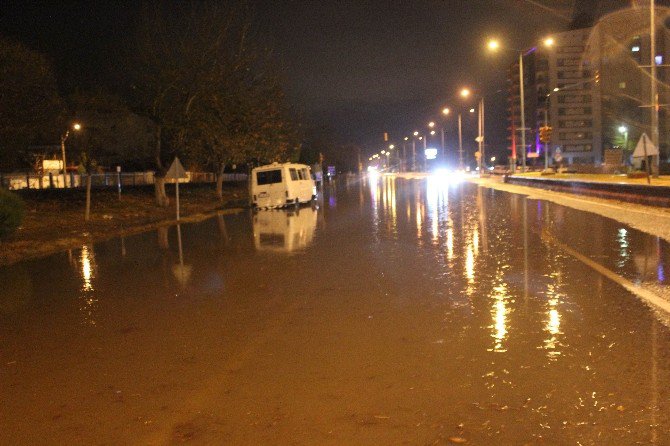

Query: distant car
left=251, top=162, right=317, bottom=209
left=491, top=165, right=510, bottom=175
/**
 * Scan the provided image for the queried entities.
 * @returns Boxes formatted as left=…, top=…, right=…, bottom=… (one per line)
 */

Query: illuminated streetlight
left=404, top=136, right=409, bottom=141
left=543, top=37, right=555, bottom=47
left=460, top=88, right=471, bottom=98
left=442, top=107, right=450, bottom=116
left=469, top=108, right=475, bottom=113
left=428, top=121, right=435, bottom=128
left=619, top=125, right=629, bottom=151
left=487, top=39, right=500, bottom=51
left=389, top=144, right=394, bottom=149
left=430, top=130, right=436, bottom=135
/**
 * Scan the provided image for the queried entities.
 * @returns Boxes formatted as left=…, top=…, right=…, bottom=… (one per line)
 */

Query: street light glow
left=469, top=108, right=475, bottom=113
left=430, top=130, right=436, bottom=135
left=428, top=121, right=435, bottom=128
left=413, top=131, right=419, bottom=136
left=544, top=37, right=555, bottom=47
left=404, top=136, right=409, bottom=141
left=442, top=107, right=450, bottom=116
left=73, top=123, right=82, bottom=131
left=460, top=88, right=471, bottom=98
left=487, top=39, right=500, bottom=51
left=389, top=144, right=395, bottom=149
left=618, top=125, right=628, bottom=133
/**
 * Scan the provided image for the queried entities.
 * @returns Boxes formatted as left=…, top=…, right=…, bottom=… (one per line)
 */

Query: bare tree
left=130, top=1, right=300, bottom=203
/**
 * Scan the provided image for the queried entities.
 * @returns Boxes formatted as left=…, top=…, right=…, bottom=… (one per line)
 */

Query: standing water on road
left=1, top=175, right=669, bottom=445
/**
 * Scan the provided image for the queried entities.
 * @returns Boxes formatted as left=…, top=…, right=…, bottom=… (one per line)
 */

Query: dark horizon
left=0, top=0, right=643, bottom=162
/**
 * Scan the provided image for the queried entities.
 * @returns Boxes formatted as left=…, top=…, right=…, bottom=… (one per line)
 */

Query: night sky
left=1, top=1, right=629, bottom=162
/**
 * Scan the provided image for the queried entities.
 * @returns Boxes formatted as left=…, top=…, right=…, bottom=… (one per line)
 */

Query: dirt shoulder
left=0, top=183, right=247, bottom=266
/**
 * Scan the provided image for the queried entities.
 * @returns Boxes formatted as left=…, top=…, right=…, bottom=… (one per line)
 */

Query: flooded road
left=2, top=175, right=670, bottom=445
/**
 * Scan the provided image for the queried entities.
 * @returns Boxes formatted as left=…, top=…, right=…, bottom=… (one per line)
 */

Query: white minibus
left=250, top=162, right=317, bottom=208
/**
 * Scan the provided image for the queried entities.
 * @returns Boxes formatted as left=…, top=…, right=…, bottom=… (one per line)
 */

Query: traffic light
left=539, top=126, right=553, bottom=143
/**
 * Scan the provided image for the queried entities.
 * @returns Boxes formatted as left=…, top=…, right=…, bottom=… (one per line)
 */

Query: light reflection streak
left=465, top=246, right=474, bottom=282
left=543, top=271, right=564, bottom=359
left=79, top=245, right=98, bottom=326
left=81, top=245, right=95, bottom=291
left=617, top=228, right=629, bottom=267
left=489, top=282, right=509, bottom=353
left=447, top=227, right=454, bottom=260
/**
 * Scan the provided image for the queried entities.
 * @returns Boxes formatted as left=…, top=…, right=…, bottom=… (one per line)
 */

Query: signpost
left=116, top=166, right=122, bottom=200
left=165, top=157, right=187, bottom=220
left=632, top=133, right=659, bottom=185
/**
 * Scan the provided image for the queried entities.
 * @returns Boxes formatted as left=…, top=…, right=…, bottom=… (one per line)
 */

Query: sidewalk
left=509, top=171, right=670, bottom=186
left=504, top=172, right=670, bottom=207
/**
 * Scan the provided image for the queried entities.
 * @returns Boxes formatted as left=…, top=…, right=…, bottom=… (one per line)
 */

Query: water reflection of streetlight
left=79, top=244, right=98, bottom=326
left=490, top=281, right=509, bottom=353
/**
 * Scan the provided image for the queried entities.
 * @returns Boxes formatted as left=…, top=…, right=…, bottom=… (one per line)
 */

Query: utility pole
left=440, top=127, right=446, bottom=161
left=412, top=139, right=416, bottom=171
left=458, top=113, right=464, bottom=170
left=519, top=51, right=527, bottom=172
left=650, top=0, right=660, bottom=176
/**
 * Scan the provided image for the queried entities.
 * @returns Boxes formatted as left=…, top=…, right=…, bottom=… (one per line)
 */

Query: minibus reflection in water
left=251, top=162, right=317, bottom=209
left=253, top=207, right=318, bottom=253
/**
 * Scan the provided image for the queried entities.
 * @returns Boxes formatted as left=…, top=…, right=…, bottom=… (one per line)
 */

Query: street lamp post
left=518, top=50, right=527, bottom=172
left=441, top=107, right=450, bottom=161
left=60, top=122, right=81, bottom=188
left=458, top=113, right=464, bottom=170
left=402, top=137, right=409, bottom=172
left=488, top=37, right=554, bottom=173
left=412, top=131, right=419, bottom=171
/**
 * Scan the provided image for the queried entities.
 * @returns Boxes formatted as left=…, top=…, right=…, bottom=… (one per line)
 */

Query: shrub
left=0, top=188, right=25, bottom=238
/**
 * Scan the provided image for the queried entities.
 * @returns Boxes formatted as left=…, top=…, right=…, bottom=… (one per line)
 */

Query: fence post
left=69, top=172, right=75, bottom=188
left=26, top=172, right=30, bottom=189
left=49, top=172, right=54, bottom=188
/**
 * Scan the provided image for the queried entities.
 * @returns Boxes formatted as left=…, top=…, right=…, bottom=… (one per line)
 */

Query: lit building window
left=632, top=45, right=640, bottom=52
left=656, top=55, right=663, bottom=65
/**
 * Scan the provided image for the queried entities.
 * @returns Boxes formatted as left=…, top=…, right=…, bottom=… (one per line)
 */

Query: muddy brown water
left=1, top=176, right=669, bottom=445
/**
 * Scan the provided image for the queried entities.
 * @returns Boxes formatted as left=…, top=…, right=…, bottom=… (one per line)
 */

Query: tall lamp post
left=60, top=122, right=81, bottom=187
left=488, top=37, right=554, bottom=172
left=441, top=108, right=450, bottom=160
left=412, top=131, right=419, bottom=171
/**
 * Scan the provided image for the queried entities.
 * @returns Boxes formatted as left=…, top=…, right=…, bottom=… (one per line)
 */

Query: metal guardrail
left=0, top=171, right=247, bottom=190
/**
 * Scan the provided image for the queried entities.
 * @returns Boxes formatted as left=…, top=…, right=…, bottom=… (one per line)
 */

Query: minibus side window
left=289, top=168, right=299, bottom=181
left=301, top=168, right=309, bottom=179
left=257, top=169, right=282, bottom=185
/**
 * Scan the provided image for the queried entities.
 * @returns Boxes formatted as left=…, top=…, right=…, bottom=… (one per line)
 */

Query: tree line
left=0, top=1, right=302, bottom=204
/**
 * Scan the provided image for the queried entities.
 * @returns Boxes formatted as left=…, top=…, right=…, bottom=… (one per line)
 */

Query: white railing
left=0, top=171, right=247, bottom=190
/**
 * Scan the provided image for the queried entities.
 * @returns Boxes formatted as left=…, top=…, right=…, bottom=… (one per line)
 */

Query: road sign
left=632, top=133, right=659, bottom=158
left=166, top=157, right=187, bottom=221
left=527, top=152, right=539, bottom=158
left=165, top=157, right=187, bottom=180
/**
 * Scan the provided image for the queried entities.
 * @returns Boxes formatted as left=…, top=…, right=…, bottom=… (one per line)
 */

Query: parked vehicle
left=250, top=162, right=317, bottom=208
